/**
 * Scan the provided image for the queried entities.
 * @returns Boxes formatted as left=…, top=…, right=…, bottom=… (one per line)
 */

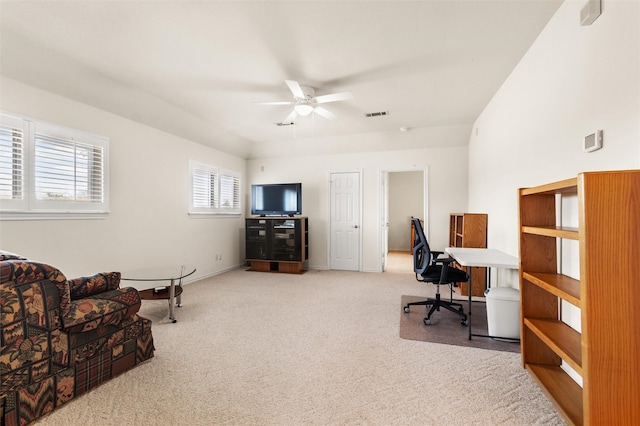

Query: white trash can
left=484, top=287, right=520, bottom=339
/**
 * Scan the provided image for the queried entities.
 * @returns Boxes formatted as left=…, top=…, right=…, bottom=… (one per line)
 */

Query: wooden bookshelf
left=449, top=213, right=487, bottom=296
left=518, top=170, right=640, bottom=425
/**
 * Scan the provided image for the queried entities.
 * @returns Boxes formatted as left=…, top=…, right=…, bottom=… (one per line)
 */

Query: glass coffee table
left=121, top=265, right=196, bottom=323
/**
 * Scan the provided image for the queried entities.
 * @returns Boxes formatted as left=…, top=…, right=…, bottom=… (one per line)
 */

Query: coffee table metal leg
left=169, top=278, right=176, bottom=323
left=176, top=270, right=183, bottom=308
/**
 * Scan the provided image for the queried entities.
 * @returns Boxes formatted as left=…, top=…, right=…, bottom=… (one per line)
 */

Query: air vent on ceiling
left=276, top=122, right=295, bottom=126
left=364, top=111, right=390, bottom=118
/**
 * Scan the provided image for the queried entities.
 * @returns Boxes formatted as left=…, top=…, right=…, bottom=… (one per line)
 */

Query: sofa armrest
left=1, top=259, right=71, bottom=319
left=62, top=287, right=141, bottom=333
left=69, top=272, right=121, bottom=300
left=0, top=250, right=27, bottom=261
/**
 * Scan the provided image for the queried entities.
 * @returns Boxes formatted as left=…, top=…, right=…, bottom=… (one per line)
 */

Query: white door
left=330, top=172, right=360, bottom=271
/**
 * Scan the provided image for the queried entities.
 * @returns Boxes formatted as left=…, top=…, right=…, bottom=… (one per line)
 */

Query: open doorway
left=380, top=169, right=427, bottom=273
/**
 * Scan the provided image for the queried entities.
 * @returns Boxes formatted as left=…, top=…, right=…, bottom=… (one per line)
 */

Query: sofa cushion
left=69, top=272, right=121, bottom=300
left=62, top=287, right=141, bottom=333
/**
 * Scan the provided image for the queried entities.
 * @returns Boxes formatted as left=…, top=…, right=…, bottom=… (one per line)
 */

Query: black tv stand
left=246, top=217, right=308, bottom=273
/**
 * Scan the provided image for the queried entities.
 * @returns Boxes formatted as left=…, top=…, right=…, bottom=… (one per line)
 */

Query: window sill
left=188, top=212, right=241, bottom=218
left=0, top=211, right=109, bottom=221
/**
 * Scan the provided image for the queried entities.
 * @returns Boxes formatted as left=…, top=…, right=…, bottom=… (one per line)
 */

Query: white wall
left=0, top=77, right=246, bottom=282
left=469, top=0, right=640, bottom=262
left=247, top=145, right=468, bottom=272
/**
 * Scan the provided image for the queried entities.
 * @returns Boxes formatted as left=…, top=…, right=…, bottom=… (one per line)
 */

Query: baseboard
left=181, top=264, right=244, bottom=285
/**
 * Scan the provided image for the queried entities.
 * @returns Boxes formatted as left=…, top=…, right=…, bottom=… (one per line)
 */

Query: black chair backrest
left=411, top=217, right=431, bottom=275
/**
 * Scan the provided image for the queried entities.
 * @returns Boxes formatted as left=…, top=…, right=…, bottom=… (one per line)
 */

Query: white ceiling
left=0, top=0, right=563, bottom=159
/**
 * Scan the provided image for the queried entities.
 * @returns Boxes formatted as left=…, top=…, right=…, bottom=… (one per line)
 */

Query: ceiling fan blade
left=314, top=92, right=353, bottom=104
left=285, top=80, right=306, bottom=99
left=283, top=109, right=298, bottom=123
left=314, top=106, right=337, bottom=120
left=253, top=101, right=293, bottom=106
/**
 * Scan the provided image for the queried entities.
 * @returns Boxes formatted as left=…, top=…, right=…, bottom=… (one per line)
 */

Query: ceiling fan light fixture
left=294, top=104, right=314, bottom=116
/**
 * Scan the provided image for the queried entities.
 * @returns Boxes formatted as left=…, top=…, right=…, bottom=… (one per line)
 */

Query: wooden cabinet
left=449, top=213, right=487, bottom=296
left=518, top=170, right=640, bottom=425
left=246, top=217, right=308, bottom=273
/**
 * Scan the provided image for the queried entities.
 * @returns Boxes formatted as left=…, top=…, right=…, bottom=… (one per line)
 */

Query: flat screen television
left=251, top=183, right=302, bottom=216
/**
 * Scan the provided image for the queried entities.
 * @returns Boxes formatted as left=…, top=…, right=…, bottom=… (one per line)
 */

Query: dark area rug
left=400, top=295, right=520, bottom=353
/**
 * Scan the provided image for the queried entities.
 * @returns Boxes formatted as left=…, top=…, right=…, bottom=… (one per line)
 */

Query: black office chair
left=403, top=217, right=469, bottom=326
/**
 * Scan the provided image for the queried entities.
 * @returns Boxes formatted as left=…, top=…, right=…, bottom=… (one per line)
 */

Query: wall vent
left=276, top=122, right=295, bottom=126
left=364, top=111, right=390, bottom=118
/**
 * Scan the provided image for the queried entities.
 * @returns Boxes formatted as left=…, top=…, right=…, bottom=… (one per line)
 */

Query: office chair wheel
left=404, top=306, right=410, bottom=313
left=461, top=319, right=468, bottom=326
left=423, top=318, right=432, bottom=326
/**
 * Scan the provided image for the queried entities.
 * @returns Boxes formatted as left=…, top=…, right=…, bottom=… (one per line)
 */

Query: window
left=0, top=116, right=24, bottom=205
left=0, top=112, right=109, bottom=218
left=189, top=160, right=240, bottom=215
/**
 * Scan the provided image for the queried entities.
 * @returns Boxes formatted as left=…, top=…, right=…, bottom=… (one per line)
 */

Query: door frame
left=379, top=167, right=429, bottom=272
left=327, top=169, right=363, bottom=271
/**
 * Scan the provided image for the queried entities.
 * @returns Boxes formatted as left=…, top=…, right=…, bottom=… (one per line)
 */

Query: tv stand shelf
left=245, top=217, right=308, bottom=274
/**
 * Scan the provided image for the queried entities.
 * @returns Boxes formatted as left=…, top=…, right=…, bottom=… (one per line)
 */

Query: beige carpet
left=34, top=267, right=565, bottom=426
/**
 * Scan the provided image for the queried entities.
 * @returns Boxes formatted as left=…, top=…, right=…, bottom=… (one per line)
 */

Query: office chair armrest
left=430, top=250, right=445, bottom=264
left=437, top=258, right=452, bottom=283
left=432, top=256, right=454, bottom=264
left=430, top=256, right=456, bottom=283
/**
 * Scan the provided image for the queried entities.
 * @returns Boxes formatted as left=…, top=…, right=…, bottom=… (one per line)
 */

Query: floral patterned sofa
left=0, top=251, right=154, bottom=425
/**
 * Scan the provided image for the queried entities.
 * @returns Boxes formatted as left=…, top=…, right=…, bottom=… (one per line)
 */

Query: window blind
left=192, top=168, right=216, bottom=208
left=0, top=111, right=109, bottom=217
left=189, top=160, right=241, bottom=215
left=0, top=123, right=24, bottom=201
left=34, top=132, right=104, bottom=203
left=219, top=173, right=240, bottom=210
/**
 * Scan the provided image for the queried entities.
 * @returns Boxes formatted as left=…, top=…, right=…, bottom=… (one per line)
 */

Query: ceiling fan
left=256, top=80, right=353, bottom=123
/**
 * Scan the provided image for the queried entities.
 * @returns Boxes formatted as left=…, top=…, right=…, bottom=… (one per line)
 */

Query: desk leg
left=169, top=278, right=177, bottom=323
left=468, top=267, right=473, bottom=340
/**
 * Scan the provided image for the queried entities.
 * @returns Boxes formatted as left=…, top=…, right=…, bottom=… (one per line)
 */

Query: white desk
left=444, top=247, right=519, bottom=340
